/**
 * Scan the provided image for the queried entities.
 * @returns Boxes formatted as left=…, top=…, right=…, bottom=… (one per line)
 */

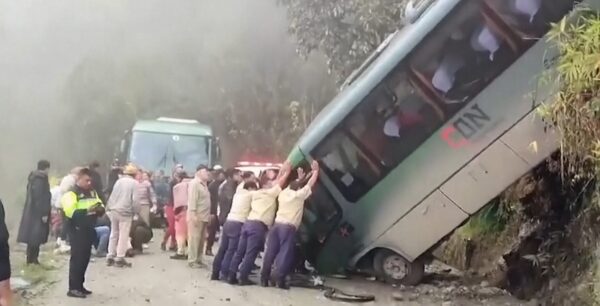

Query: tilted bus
left=288, top=0, right=598, bottom=285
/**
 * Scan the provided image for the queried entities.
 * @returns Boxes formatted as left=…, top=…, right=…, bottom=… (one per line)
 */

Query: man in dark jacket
left=105, top=159, right=121, bottom=199
left=17, top=160, right=52, bottom=265
left=218, top=169, right=242, bottom=226
left=88, top=161, right=105, bottom=204
left=0, top=198, right=13, bottom=306
left=128, top=219, right=153, bottom=256
left=206, top=169, right=226, bottom=256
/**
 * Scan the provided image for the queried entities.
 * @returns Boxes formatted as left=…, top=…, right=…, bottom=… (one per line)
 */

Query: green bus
left=289, top=0, right=598, bottom=285
left=117, top=117, right=221, bottom=174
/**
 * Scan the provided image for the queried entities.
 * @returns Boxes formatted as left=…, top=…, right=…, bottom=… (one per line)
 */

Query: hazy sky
left=0, top=0, right=324, bottom=222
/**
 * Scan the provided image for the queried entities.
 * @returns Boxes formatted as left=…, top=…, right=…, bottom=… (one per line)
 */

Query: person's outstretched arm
left=276, top=161, right=292, bottom=188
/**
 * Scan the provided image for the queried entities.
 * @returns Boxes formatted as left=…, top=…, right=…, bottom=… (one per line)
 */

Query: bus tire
left=373, top=249, right=424, bottom=286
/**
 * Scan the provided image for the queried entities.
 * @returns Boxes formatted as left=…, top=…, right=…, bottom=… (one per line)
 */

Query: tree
left=59, top=30, right=335, bottom=165
left=279, top=0, right=407, bottom=82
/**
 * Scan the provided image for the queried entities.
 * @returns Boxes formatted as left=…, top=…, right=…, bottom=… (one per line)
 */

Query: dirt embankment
left=436, top=154, right=600, bottom=305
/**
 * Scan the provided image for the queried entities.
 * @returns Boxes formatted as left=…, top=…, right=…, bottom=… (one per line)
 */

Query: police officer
left=61, top=168, right=105, bottom=299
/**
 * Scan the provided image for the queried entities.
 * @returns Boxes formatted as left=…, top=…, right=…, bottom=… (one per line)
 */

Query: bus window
left=486, top=0, right=576, bottom=41
left=410, top=1, right=519, bottom=112
left=314, top=131, right=381, bottom=201
left=345, top=74, right=443, bottom=169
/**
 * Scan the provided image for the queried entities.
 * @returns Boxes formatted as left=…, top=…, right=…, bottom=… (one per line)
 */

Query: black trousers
left=68, top=229, right=92, bottom=291
left=206, top=215, right=218, bottom=252
left=26, top=244, right=40, bottom=264
left=0, top=241, right=10, bottom=281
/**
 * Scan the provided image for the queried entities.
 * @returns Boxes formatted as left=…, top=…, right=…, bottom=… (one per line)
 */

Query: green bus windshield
left=129, top=131, right=210, bottom=173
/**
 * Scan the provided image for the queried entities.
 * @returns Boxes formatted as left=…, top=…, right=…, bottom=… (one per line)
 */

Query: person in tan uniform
left=260, top=161, right=319, bottom=289
left=186, top=165, right=211, bottom=268
left=228, top=162, right=291, bottom=285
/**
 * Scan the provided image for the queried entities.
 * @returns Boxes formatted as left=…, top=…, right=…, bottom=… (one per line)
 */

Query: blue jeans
left=95, top=226, right=110, bottom=255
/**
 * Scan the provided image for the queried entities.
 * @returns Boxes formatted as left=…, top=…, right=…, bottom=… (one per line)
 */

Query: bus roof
left=292, top=0, right=460, bottom=154
left=132, top=119, right=213, bottom=137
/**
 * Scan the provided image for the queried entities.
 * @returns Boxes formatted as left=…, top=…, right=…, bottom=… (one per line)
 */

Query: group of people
left=158, top=159, right=319, bottom=289
left=10, top=156, right=320, bottom=302
left=210, top=161, right=319, bottom=289
left=16, top=160, right=159, bottom=299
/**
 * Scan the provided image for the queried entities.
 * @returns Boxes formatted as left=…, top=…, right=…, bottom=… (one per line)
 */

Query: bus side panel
left=376, top=190, right=468, bottom=262
left=500, top=110, right=559, bottom=167
left=440, top=140, right=530, bottom=214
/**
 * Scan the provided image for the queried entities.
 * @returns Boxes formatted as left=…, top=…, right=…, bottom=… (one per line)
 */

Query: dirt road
left=26, top=239, right=533, bottom=306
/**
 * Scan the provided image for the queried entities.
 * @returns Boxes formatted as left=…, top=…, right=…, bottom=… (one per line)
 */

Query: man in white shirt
left=228, top=162, right=291, bottom=286
left=260, top=161, right=319, bottom=289
left=211, top=181, right=258, bottom=281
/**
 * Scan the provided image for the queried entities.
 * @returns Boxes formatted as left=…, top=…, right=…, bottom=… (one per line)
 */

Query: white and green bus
left=117, top=117, right=221, bottom=174
left=288, top=0, right=598, bottom=285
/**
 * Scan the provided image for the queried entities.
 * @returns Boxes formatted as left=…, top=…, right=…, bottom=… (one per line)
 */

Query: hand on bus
left=311, top=160, right=319, bottom=172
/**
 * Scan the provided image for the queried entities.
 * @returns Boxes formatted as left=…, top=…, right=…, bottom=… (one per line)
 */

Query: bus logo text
left=441, top=104, right=491, bottom=149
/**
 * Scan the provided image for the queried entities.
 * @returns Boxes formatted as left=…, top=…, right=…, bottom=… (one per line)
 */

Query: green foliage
left=539, top=11, right=600, bottom=178
left=278, top=0, right=406, bottom=82
left=459, top=199, right=515, bottom=239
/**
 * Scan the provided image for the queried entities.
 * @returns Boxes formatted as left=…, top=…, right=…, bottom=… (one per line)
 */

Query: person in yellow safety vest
left=61, top=167, right=105, bottom=299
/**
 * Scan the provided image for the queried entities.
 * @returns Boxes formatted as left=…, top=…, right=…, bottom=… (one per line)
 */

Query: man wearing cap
left=186, top=165, right=211, bottom=268
left=106, top=164, right=140, bottom=268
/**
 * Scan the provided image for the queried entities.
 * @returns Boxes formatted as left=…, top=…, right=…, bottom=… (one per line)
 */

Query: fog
left=0, top=0, right=332, bottom=226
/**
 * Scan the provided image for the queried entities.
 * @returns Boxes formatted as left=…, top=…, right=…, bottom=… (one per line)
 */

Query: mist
left=0, top=0, right=334, bottom=227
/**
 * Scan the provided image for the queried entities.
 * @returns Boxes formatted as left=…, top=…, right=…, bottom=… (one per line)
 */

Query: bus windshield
left=129, top=131, right=210, bottom=173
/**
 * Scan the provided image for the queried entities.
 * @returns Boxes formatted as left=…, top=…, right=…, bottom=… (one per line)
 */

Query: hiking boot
left=160, top=242, right=166, bottom=251
left=67, top=290, right=87, bottom=298
left=115, top=259, right=132, bottom=268
left=81, top=287, right=93, bottom=295
left=106, top=258, right=115, bottom=267
left=238, top=278, right=256, bottom=286
left=260, top=279, right=269, bottom=288
left=276, top=281, right=290, bottom=290
left=227, top=275, right=239, bottom=285
left=170, top=254, right=187, bottom=260
left=205, top=249, right=214, bottom=256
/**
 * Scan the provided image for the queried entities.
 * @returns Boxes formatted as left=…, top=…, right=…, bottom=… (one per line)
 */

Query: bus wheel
left=373, top=249, right=424, bottom=286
